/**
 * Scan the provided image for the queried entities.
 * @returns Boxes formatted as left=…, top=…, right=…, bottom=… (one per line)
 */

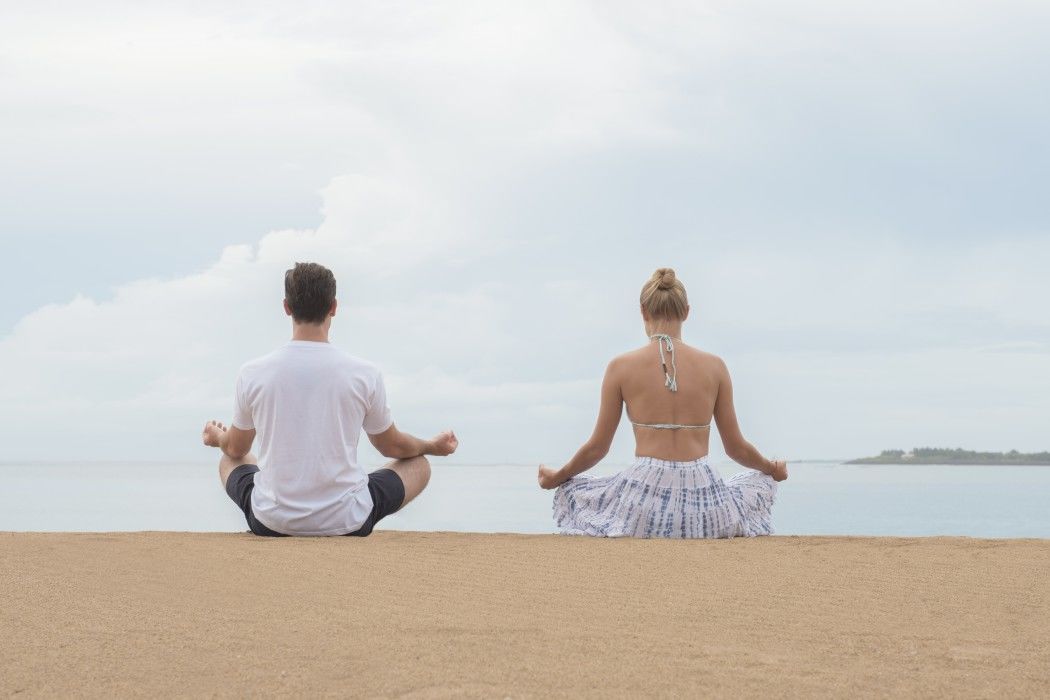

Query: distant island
left=848, top=447, right=1050, bottom=465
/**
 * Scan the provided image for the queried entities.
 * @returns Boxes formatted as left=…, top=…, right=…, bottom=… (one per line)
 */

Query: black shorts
left=224, top=464, right=406, bottom=537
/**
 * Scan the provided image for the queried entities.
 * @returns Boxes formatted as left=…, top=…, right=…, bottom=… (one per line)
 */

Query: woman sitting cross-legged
left=538, top=267, right=787, bottom=538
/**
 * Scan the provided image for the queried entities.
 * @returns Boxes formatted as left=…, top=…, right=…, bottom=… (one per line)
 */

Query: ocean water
left=1, top=461, right=1048, bottom=538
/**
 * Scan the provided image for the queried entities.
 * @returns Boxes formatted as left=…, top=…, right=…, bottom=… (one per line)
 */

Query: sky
left=1, top=1, right=1048, bottom=465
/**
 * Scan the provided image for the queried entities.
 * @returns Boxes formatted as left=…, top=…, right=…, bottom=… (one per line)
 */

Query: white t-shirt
left=231, top=340, right=393, bottom=535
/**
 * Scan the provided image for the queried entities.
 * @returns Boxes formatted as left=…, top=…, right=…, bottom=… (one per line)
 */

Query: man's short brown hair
left=284, top=262, right=336, bottom=324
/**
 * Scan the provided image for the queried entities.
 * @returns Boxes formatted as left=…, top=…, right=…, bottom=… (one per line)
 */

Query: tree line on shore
left=848, top=447, right=1050, bottom=465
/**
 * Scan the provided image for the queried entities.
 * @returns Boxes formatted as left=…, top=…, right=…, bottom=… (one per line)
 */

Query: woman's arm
left=538, top=359, right=624, bottom=489
left=712, top=359, right=788, bottom=481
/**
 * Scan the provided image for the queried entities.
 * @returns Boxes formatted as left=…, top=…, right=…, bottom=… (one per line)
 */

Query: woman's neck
left=646, top=322, right=683, bottom=340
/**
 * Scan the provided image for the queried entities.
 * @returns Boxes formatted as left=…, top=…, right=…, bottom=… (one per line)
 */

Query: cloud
left=3, top=174, right=1046, bottom=462
left=1, top=2, right=1049, bottom=463
left=0, top=172, right=488, bottom=457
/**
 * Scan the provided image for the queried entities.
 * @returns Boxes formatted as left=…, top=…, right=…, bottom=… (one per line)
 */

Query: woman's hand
left=770, top=460, right=788, bottom=482
left=537, top=464, right=566, bottom=490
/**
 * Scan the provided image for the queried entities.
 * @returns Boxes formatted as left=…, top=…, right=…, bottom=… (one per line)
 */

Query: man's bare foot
left=202, top=420, right=227, bottom=448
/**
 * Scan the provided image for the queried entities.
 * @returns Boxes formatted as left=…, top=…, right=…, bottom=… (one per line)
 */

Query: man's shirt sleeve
left=362, top=371, right=394, bottom=435
left=232, top=372, right=255, bottom=430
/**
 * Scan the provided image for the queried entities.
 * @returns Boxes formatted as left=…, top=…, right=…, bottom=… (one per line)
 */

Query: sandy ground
left=2, top=532, right=1048, bottom=698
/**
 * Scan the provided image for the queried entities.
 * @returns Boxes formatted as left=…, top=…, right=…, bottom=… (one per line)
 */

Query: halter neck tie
left=650, top=334, right=678, bottom=392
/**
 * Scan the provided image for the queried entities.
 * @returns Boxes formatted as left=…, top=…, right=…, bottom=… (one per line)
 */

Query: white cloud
left=1, top=1, right=1048, bottom=464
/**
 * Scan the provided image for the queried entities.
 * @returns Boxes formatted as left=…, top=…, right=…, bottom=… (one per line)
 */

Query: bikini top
left=628, top=334, right=711, bottom=431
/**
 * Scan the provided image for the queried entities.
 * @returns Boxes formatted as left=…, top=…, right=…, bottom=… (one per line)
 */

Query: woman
left=537, top=268, right=787, bottom=538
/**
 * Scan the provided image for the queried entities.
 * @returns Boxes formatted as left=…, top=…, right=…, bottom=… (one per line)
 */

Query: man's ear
left=283, top=299, right=293, bottom=317
left=330, top=299, right=338, bottom=318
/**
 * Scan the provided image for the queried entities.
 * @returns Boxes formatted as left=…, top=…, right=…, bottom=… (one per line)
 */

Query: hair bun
left=655, top=267, right=676, bottom=290
left=640, top=268, right=688, bottom=319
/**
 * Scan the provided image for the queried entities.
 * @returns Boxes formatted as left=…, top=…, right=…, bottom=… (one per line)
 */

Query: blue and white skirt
left=552, top=456, right=776, bottom=538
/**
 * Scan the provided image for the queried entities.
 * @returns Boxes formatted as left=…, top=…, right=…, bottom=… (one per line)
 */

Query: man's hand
left=202, top=420, right=227, bottom=448
left=426, top=430, right=458, bottom=457
left=537, top=464, right=566, bottom=490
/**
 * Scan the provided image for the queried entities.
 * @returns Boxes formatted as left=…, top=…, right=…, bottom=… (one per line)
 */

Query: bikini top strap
left=650, top=334, right=678, bottom=392
left=631, top=421, right=711, bottom=430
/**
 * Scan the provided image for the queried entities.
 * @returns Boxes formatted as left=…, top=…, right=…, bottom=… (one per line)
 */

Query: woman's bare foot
left=202, top=420, right=227, bottom=448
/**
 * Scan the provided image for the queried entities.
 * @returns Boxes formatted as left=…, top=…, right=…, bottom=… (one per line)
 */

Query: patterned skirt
left=552, top=456, right=777, bottom=538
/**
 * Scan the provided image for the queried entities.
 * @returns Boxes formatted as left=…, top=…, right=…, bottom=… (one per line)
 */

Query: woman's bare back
left=614, top=339, right=725, bottom=461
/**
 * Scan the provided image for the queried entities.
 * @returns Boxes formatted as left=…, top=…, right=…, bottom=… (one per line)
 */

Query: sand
left=2, top=532, right=1048, bottom=698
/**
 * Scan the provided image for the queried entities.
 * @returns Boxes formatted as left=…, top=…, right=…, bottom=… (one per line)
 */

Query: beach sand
left=2, top=532, right=1048, bottom=698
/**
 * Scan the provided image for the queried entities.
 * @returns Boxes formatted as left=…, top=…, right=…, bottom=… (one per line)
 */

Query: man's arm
left=368, top=424, right=458, bottom=459
left=202, top=420, right=255, bottom=461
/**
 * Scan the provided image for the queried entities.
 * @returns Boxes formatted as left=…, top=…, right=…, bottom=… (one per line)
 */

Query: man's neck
left=291, top=323, right=330, bottom=343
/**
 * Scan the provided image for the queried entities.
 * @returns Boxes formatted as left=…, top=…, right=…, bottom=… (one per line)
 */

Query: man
left=202, top=262, right=457, bottom=536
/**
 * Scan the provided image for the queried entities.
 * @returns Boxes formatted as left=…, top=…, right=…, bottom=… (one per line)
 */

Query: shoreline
left=4, top=532, right=1049, bottom=697
left=3, top=529, right=1050, bottom=540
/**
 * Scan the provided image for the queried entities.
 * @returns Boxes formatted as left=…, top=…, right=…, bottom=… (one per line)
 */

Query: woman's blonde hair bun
left=640, top=267, right=688, bottom=320
left=655, top=267, right=676, bottom=290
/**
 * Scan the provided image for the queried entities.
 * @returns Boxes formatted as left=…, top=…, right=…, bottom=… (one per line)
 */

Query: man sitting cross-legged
left=202, top=261, right=458, bottom=537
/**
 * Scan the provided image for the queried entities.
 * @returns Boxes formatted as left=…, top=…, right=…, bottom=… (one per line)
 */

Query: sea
left=1, top=461, right=1048, bottom=538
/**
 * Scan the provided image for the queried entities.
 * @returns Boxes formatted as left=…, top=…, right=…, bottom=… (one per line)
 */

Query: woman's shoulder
left=608, top=345, right=651, bottom=365
left=600, top=348, right=642, bottom=379
left=607, top=342, right=726, bottom=370
left=668, top=343, right=729, bottom=378
left=687, top=343, right=725, bottom=365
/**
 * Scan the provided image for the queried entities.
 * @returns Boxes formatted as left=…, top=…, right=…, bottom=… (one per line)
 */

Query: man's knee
left=416, top=455, right=431, bottom=487
left=219, top=452, right=255, bottom=488
left=401, top=455, right=430, bottom=490
left=389, top=455, right=429, bottom=500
